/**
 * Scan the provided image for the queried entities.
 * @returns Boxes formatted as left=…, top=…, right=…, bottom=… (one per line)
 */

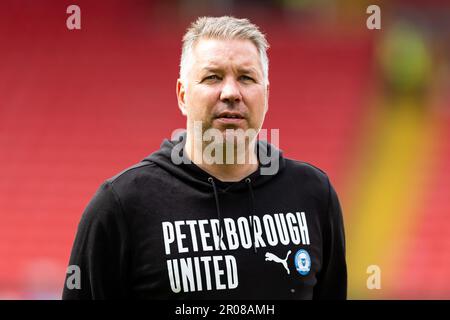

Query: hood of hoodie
left=144, top=130, right=286, bottom=193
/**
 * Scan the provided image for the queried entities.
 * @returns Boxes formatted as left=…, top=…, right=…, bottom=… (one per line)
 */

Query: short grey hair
left=180, top=16, right=270, bottom=84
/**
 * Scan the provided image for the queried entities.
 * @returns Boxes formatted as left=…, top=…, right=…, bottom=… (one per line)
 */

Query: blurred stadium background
left=0, top=0, right=449, bottom=299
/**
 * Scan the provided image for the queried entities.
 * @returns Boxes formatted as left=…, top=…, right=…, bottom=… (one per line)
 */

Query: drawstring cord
left=208, top=177, right=224, bottom=246
left=245, top=178, right=257, bottom=254
left=208, top=176, right=258, bottom=254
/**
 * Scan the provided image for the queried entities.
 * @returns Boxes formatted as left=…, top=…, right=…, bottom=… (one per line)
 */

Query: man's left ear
left=265, top=83, right=270, bottom=113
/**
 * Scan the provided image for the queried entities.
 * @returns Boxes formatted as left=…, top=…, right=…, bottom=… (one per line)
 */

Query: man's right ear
left=176, top=79, right=187, bottom=116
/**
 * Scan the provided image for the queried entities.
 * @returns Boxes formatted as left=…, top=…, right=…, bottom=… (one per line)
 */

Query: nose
left=220, top=77, right=242, bottom=104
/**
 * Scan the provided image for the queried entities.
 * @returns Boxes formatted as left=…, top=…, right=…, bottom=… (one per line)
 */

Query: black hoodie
left=62, top=132, right=347, bottom=300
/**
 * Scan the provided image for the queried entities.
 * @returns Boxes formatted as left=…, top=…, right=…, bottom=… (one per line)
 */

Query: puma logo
left=265, top=250, right=292, bottom=274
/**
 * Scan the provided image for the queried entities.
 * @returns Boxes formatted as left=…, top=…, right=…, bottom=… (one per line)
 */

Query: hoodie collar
left=144, top=131, right=285, bottom=192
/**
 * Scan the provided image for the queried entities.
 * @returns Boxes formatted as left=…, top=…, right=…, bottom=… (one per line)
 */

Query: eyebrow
left=238, top=67, right=259, bottom=75
left=200, top=66, right=259, bottom=76
left=201, top=67, right=222, bottom=74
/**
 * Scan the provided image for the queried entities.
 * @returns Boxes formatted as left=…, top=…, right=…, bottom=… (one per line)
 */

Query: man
left=63, top=16, right=347, bottom=300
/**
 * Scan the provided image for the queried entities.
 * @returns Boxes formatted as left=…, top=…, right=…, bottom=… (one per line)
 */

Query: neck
left=184, top=132, right=259, bottom=182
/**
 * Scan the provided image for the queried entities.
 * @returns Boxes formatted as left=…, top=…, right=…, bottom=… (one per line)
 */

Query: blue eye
left=204, top=75, right=221, bottom=81
left=240, top=75, right=254, bottom=82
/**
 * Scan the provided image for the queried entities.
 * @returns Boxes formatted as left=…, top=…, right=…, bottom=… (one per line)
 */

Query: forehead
left=191, top=38, right=261, bottom=71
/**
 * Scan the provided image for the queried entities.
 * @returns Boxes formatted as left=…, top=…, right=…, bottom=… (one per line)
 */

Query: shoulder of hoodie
left=282, top=157, right=332, bottom=199
left=283, top=157, right=329, bottom=181
left=282, top=157, right=338, bottom=225
left=103, top=159, right=167, bottom=192
left=78, top=161, right=160, bottom=225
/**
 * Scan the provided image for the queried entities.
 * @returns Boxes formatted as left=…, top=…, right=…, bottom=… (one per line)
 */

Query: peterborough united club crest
left=294, top=249, right=311, bottom=276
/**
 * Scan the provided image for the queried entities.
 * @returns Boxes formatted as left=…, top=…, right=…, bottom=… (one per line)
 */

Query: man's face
left=177, top=38, right=269, bottom=138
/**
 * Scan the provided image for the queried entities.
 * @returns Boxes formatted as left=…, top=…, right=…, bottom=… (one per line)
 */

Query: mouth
left=214, top=112, right=246, bottom=124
